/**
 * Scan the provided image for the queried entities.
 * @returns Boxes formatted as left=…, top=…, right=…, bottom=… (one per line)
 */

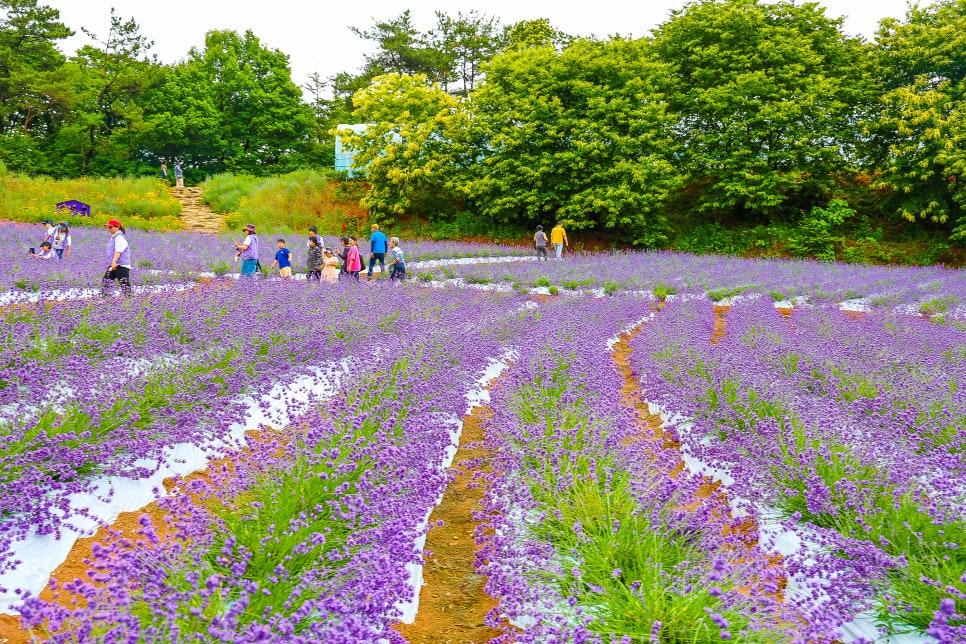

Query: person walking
left=306, top=236, right=323, bottom=282
left=160, top=162, right=168, bottom=182
left=550, top=221, right=568, bottom=260
left=308, top=226, right=324, bottom=249
left=387, top=237, right=406, bottom=281
left=346, top=236, right=363, bottom=281
left=322, top=248, right=339, bottom=284
left=269, top=239, right=293, bottom=279
left=534, top=225, right=549, bottom=261
left=233, top=224, right=260, bottom=278
left=338, top=236, right=351, bottom=280
left=102, top=219, right=133, bottom=297
left=367, top=224, right=388, bottom=280
left=174, top=162, right=184, bottom=188
left=50, top=222, right=72, bottom=260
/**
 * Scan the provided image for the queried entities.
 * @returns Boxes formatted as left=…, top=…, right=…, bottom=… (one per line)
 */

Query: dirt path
left=172, top=187, right=223, bottom=234
left=395, top=406, right=504, bottom=644
left=0, top=429, right=267, bottom=644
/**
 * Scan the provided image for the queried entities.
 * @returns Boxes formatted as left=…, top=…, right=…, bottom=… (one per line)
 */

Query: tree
left=426, top=11, right=505, bottom=98
left=502, top=18, right=572, bottom=51
left=337, top=73, right=462, bottom=220
left=150, top=29, right=316, bottom=176
left=350, top=11, right=438, bottom=79
left=462, top=37, right=684, bottom=245
left=651, top=0, right=874, bottom=222
left=0, top=0, right=72, bottom=136
left=66, top=9, right=160, bottom=174
left=871, top=0, right=966, bottom=241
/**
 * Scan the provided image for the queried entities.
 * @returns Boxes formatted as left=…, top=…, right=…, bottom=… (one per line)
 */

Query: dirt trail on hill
left=395, top=404, right=505, bottom=644
left=172, top=187, right=223, bottom=234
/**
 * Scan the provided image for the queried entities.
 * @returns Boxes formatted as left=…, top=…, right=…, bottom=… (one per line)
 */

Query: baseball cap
left=244, top=223, right=256, bottom=231
left=105, top=219, right=122, bottom=228
left=42, top=219, right=53, bottom=224
left=309, top=226, right=317, bottom=232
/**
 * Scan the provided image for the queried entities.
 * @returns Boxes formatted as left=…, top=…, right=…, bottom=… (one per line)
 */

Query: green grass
left=203, top=170, right=369, bottom=237
left=0, top=173, right=183, bottom=231
left=653, top=283, right=678, bottom=299
left=707, top=284, right=757, bottom=302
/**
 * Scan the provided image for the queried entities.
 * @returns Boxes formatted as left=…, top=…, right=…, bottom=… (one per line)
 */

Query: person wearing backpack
left=51, top=222, right=72, bottom=260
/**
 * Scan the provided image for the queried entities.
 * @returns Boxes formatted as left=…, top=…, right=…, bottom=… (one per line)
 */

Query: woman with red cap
left=102, top=219, right=132, bottom=297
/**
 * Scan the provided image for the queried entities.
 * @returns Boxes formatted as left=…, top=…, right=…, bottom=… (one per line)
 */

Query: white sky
left=49, top=0, right=918, bottom=97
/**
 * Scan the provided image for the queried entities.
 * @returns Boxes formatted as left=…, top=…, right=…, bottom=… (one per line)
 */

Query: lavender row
left=474, top=296, right=806, bottom=642
left=631, top=297, right=966, bottom=640
left=412, top=251, right=966, bottom=313
left=18, top=301, right=515, bottom=642
left=0, top=280, right=525, bottom=605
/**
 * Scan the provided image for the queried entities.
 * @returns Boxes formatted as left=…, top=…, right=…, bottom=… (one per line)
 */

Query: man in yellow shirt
left=550, top=221, right=568, bottom=259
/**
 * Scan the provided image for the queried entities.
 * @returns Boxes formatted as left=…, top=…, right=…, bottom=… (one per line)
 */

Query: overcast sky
left=50, top=0, right=918, bottom=96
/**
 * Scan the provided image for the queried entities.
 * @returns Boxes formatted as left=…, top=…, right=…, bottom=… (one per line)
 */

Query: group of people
left=28, top=219, right=73, bottom=261
left=534, top=222, right=569, bottom=260
left=232, top=223, right=406, bottom=283
left=29, top=218, right=128, bottom=295
left=160, top=161, right=184, bottom=188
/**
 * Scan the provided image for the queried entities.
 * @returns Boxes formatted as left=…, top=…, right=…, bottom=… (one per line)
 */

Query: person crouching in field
left=269, top=239, right=293, bottom=279
left=306, top=236, right=323, bottom=282
left=387, top=237, right=405, bottom=281
left=29, top=241, right=54, bottom=260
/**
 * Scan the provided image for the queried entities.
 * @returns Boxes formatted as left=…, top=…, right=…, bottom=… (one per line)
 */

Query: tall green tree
left=426, top=11, right=505, bottom=98
left=66, top=9, right=160, bottom=174
left=350, top=11, right=438, bottom=80
left=652, top=0, right=874, bottom=222
left=145, top=29, right=315, bottom=176
left=872, top=0, right=966, bottom=241
left=463, top=37, right=684, bottom=245
left=0, top=0, right=72, bottom=135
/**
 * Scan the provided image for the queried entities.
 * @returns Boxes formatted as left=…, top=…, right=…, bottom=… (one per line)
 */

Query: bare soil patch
left=395, top=407, right=504, bottom=644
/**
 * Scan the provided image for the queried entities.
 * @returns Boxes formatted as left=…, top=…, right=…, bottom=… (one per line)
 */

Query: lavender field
left=1, top=223, right=964, bottom=643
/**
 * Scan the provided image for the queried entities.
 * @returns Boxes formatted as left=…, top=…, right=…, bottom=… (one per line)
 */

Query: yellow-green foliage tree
left=337, top=73, right=463, bottom=222
left=872, top=0, right=966, bottom=240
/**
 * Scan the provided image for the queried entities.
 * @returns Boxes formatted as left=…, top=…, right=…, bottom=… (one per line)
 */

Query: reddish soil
left=395, top=406, right=505, bottom=644
left=611, top=317, right=785, bottom=590
left=711, top=305, right=730, bottom=344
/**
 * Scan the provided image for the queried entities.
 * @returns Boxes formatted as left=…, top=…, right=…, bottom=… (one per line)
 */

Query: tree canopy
left=3, top=0, right=966, bottom=250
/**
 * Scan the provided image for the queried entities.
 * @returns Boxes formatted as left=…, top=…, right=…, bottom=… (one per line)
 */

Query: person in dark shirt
left=306, top=236, right=322, bottom=282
